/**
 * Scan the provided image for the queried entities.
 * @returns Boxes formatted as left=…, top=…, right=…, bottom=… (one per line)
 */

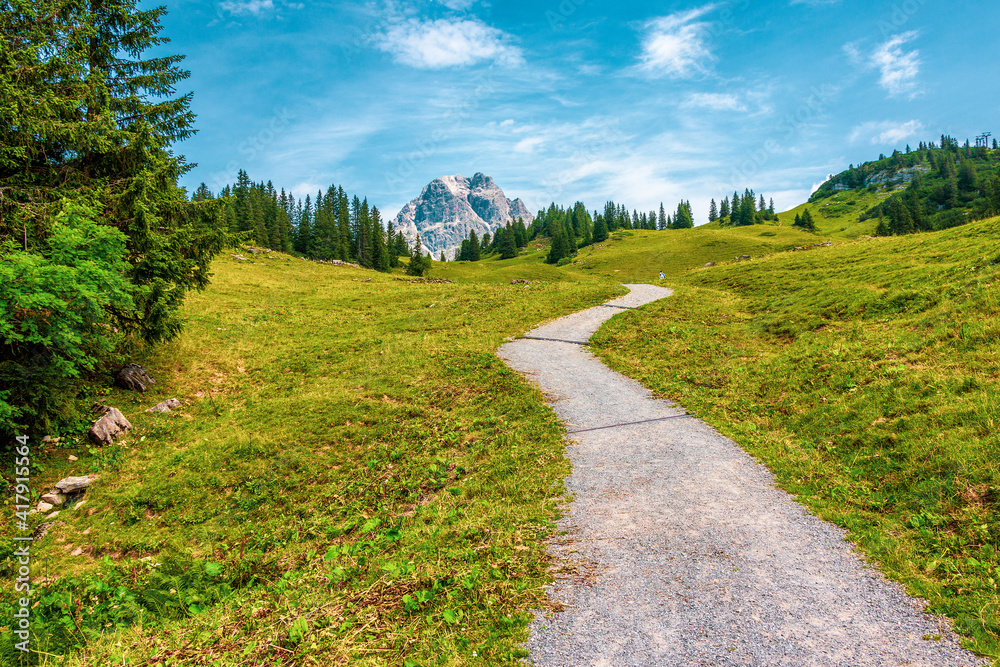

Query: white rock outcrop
left=393, top=173, right=534, bottom=259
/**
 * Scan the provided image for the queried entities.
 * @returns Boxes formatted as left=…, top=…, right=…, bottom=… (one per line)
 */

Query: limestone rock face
left=393, top=173, right=534, bottom=259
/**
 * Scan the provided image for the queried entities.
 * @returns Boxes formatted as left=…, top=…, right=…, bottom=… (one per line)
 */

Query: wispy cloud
left=435, top=0, right=476, bottom=9
left=681, top=92, right=746, bottom=111
left=218, top=0, right=274, bottom=16
left=637, top=5, right=717, bottom=78
left=846, top=32, right=922, bottom=98
left=872, top=32, right=921, bottom=97
left=374, top=16, right=522, bottom=68
left=849, top=119, right=924, bottom=145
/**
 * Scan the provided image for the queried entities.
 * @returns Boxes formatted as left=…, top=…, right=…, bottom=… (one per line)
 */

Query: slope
left=0, top=254, right=621, bottom=665
left=591, top=215, right=1000, bottom=661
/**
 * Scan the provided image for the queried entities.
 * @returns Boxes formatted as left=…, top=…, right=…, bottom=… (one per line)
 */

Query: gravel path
left=498, top=284, right=985, bottom=667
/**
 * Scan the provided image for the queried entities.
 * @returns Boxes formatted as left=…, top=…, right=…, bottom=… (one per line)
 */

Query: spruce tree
left=593, top=215, right=609, bottom=243
left=708, top=199, right=718, bottom=223
left=499, top=226, right=517, bottom=259
left=469, top=229, right=481, bottom=261
left=371, top=207, right=390, bottom=272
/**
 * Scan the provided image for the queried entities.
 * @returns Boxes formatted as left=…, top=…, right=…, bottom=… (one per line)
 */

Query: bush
left=0, top=202, right=133, bottom=436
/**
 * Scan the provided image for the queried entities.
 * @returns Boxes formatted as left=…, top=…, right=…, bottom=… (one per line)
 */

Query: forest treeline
left=192, top=171, right=413, bottom=272
left=453, top=199, right=698, bottom=265
left=0, top=0, right=228, bottom=435
left=813, top=135, right=1000, bottom=235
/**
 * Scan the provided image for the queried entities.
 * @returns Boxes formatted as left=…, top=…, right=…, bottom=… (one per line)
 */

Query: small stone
left=42, top=435, right=61, bottom=444
left=147, top=398, right=182, bottom=413
left=40, top=492, right=65, bottom=505
left=703, top=262, right=716, bottom=268
left=89, top=407, right=131, bottom=444
left=70, top=547, right=83, bottom=556
left=68, top=455, right=78, bottom=462
left=74, top=500, right=86, bottom=511
left=55, top=476, right=95, bottom=493
left=36, top=502, right=54, bottom=513
left=47, top=511, right=60, bottom=519
left=116, top=364, right=155, bottom=393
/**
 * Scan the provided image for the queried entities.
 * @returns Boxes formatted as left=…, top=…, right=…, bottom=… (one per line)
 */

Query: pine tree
left=593, top=215, right=609, bottom=243
left=708, top=199, right=718, bottom=223
left=406, top=234, right=430, bottom=276
left=498, top=225, right=517, bottom=259
left=469, top=229, right=481, bottom=261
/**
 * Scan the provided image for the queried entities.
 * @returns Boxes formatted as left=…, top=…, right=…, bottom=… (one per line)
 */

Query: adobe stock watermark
left=209, top=107, right=296, bottom=193
left=539, top=119, right=628, bottom=203
left=383, top=70, right=500, bottom=193
left=11, top=434, right=34, bottom=653
left=546, top=0, right=751, bottom=32
left=728, top=84, right=837, bottom=189
left=877, top=0, right=928, bottom=37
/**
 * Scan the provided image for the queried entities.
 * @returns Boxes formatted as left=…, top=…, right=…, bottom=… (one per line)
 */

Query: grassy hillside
left=591, top=216, right=1000, bottom=660
left=438, top=225, right=826, bottom=286
left=6, top=213, right=1000, bottom=664
left=0, top=254, right=622, bottom=665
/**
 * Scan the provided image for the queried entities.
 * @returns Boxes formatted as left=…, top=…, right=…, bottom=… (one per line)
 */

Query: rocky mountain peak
left=393, top=174, right=534, bottom=259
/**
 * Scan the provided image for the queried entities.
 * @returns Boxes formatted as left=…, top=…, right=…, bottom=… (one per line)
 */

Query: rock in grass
left=36, top=501, right=53, bottom=513
left=89, top=407, right=131, bottom=444
left=40, top=491, right=65, bottom=505
left=54, top=476, right=95, bottom=493
left=116, top=364, right=155, bottom=392
left=703, top=262, right=716, bottom=268
left=147, top=398, right=182, bottom=413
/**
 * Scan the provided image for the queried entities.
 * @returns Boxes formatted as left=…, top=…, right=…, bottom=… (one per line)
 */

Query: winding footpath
left=498, top=284, right=984, bottom=667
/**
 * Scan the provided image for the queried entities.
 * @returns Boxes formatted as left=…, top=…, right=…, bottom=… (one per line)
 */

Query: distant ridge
left=393, top=173, right=534, bottom=258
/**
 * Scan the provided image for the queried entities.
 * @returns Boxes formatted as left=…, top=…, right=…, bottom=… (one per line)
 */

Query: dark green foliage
left=817, top=136, right=1000, bottom=235
left=469, top=230, right=481, bottom=261
left=1, top=0, right=227, bottom=347
left=592, top=213, right=609, bottom=242
left=406, top=235, right=431, bottom=276
left=498, top=225, right=517, bottom=259
left=669, top=201, right=694, bottom=229
left=793, top=208, right=817, bottom=232
left=0, top=203, right=133, bottom=432
left=0, top=0, right=229, bottom=433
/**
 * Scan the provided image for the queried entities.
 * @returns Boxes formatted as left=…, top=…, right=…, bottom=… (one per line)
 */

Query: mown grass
left=590, top=216, right=1000, bottom=661
left=0, top=253, right=622, bottom=665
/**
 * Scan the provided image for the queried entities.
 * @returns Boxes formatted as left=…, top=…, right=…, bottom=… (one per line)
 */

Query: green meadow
left=4, top=214, right=1000, bottom=664
left=590, top=216, right=1000, bottom=659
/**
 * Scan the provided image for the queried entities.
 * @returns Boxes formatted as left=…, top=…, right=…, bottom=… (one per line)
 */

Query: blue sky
left=158, top=0, right=1000, bottom=223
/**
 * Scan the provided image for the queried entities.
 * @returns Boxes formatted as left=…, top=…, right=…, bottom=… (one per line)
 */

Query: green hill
left=7, top=205, right=1000, bottom=664
left=810, top=138, right=1000, bottom=235
left=591, top=215, right=1000, bottom=660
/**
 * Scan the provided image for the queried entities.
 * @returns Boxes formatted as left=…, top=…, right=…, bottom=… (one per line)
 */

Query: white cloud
left=218, top=0, right=273, bottom=16
left=637, top=6, right=717, bottom=78
left=374, top=17, right=522, bottom=68
left=513, top=137, right=544, bottom=153
left=872, top=32, right=921, bottom=97
left=436, top=0, right=476, bottom=9
left=849, top=120, right=924, bottom=145
left=681, top=92, right=746, bottom=111
left=500, top=119, right=515, bottom=127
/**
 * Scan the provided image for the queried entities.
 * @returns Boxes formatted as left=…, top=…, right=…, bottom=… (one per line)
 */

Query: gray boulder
left=117, top=364, right=155, bottom=392
left=54, top=476, right=95, bottom=493
left=89, top=407, right=132, bottom=444
left=147, top=398, right=182, bottom=413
